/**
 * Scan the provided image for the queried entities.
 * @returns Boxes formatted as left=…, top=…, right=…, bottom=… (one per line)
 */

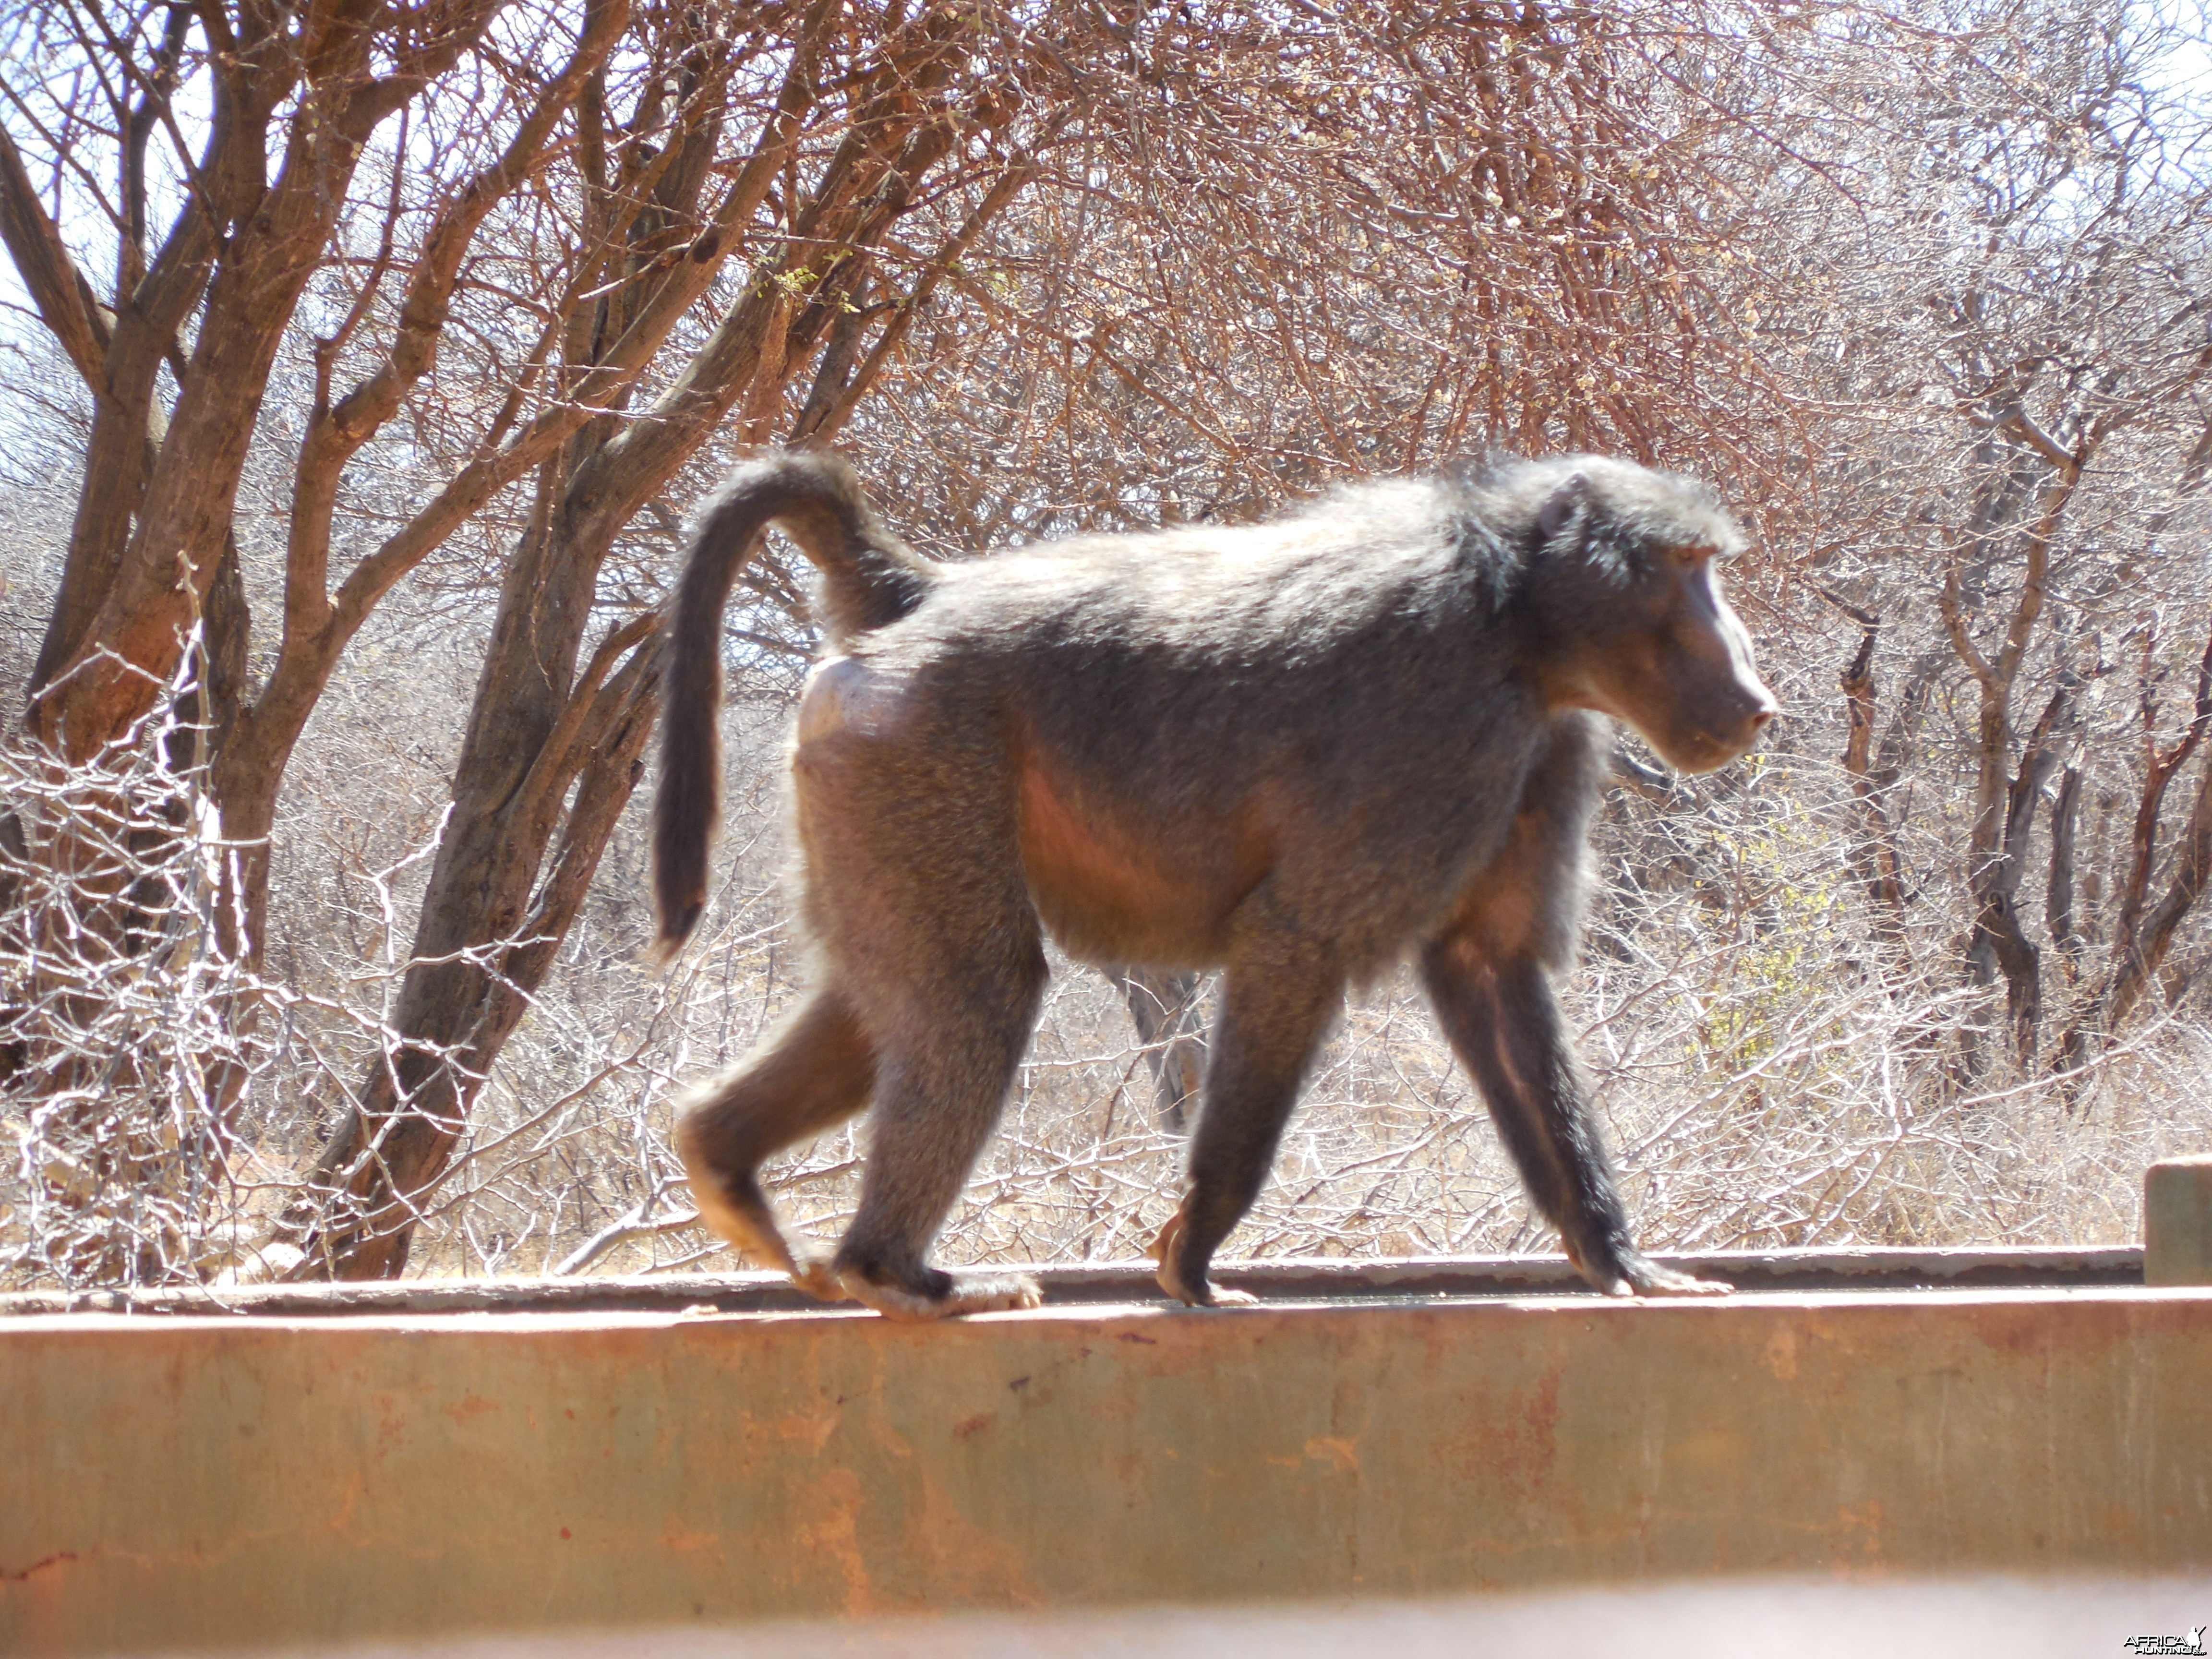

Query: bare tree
left=8, top=0, right=2212, bottom=1295
left=290, top=5, right=1066, bottom=1276
left=1721, top=0, right=2212, bottom=1077
left=3, top=1, right=1080, bottom=1275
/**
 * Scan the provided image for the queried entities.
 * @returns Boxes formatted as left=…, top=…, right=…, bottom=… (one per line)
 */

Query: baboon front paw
left=1591, top=1250, right=1731, bottom=1299
left=1174, top=1280, right=1259, bottom=1309
left=841, top=1270, right=1043, bottom=1321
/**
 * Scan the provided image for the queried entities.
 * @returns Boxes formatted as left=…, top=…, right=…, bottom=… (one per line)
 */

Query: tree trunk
left=2047, top=764, right=2083, bottom=980
left=2055, top=625, right=2212, bottom=1085
left=2059, top=739, right=2212, bottom=1078
left=1111, top=967, right=1209, bottom=1134
left=1837, top=622, right=1914, bottom=966
left=1937, top=409, right=2093, bottom=1078
left=290, top=14, right=1036, bottom=1275
left=1963, top=683, right=2074, bottom=1071
left=25, top=6, right=500, bottom=764
left=292, top=596, right=662, bottom=1277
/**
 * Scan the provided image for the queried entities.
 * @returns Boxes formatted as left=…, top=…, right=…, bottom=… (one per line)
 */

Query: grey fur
left=655, top=451, right=1776, bottom=1317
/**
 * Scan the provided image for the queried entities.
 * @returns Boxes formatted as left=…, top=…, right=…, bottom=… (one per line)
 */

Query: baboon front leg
left=676, top=988, right=875, bottom=1299
left=1152, top=964, right=1340, bottom=1308
left=1421, top=943, right=1728, bottom=1298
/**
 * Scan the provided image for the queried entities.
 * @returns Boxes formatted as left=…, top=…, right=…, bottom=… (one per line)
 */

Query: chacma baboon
left=654, top=450, right=1777, bottom=1318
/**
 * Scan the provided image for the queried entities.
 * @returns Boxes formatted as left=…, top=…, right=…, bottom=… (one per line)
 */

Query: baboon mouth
left=1670, top=726, right=1765, bottom=774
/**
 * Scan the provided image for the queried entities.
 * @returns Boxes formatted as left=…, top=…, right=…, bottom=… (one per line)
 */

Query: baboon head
left=1521, top=463, right=1778, bottom=774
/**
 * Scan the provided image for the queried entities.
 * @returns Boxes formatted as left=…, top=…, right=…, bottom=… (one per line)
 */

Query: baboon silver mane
left=653, top=449, right=1776, bottom=1319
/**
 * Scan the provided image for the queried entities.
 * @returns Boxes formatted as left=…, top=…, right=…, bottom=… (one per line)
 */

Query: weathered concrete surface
left=2148, top=1157, right=2212, bottom=1285
left=0, top=1245, right=2150, bottom=1316
left=3, top=1287, right=2209, bottom=1655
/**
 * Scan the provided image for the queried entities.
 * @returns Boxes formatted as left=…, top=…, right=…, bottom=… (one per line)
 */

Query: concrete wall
left=4, top=1286, right=2209, bottom=1654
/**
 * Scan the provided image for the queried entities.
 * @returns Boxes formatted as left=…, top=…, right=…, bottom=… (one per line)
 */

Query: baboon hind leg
left=1152, top=957, right=1340, bottom=1309
left=676, top=987, right=875, bottom=1299
left=832, top=943, right=1050, bottom=1322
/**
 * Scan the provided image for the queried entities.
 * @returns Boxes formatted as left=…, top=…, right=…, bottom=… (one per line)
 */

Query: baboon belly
left=1015, top=763, right=1248, bottom=965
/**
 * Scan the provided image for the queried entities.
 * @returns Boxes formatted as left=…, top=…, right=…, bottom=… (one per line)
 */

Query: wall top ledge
left=0, top=1245, right=2151, bottom=1323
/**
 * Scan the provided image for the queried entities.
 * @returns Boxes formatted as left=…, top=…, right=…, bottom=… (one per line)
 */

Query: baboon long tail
left=651, top=452, right=933, bottom=962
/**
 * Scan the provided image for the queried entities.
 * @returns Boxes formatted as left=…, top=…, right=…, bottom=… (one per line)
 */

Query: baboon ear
left=1536, top=473, right=1589, bottom=544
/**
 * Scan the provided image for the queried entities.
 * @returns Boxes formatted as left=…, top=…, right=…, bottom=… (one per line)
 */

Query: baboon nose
left=1742, top=681, right=1779, bottom=732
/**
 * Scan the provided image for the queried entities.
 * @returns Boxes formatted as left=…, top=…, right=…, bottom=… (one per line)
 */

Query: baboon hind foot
left=837, top=1262, right=1044, bottom=1322
left=677, top=1130, right=842, bottom=1301
left=1148, top=1204, right=1257, bottom=1309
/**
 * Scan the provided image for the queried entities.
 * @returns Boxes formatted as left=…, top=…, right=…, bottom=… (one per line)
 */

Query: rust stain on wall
left=0, top=1288, right=2207, bottom=1655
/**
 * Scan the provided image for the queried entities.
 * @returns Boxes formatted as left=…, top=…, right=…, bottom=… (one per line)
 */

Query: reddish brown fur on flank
left=1017, top=768, right=1181, bottom=938
left=1014, top=758, right=1278, bottom=966
left=651, top=449, right=1776, bottom=1318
